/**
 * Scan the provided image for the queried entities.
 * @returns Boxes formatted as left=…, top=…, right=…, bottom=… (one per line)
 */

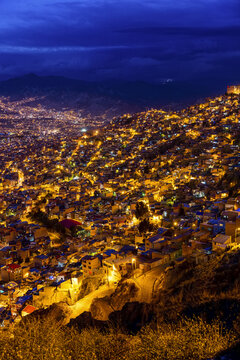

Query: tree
left=138, top=219, right=154, bottom=234
left=135, top=201, right=149, bottom=219
left=28, top=208, right=66, bottom=237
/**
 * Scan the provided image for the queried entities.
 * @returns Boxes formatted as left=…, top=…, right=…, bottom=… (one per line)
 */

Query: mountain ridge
left=0, top=73, right=226, bottom=116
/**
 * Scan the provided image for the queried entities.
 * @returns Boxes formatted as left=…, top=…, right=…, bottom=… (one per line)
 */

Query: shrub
left=131, top=317, right=236, bottom=360
left=0, top=316, right=236, bottom=360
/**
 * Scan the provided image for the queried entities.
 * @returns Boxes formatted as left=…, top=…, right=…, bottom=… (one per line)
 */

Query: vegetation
left=135, top=201, right=156, bottom=234
left=138, top=218, right=155, bottom=234
left=135, top=201, right=149, bottom=219
left=219, top=168, right=240, bottom=197
left=0, top=315, right=237, bottom=360
left=28, top=208, right=66, bottom=236
left=71, top=225, right=87, bottom=238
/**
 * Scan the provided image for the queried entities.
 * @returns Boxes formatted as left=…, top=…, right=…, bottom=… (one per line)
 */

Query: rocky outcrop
left=33, top=283, right=75, bottom=307
left=32, top=275, right=103, bottom=309
left=78, top=275, right=104, bottom=299
left=23, top=302, right=71, bottom=324
left=90, top=279, right=140, bottom=320
left=90, top=296, right=114, bottom=321
left=69, top=301, right=155, bottom=333
left=109, top=302, right=155, bottom=332
left=68, top=311, right=108, bottom=332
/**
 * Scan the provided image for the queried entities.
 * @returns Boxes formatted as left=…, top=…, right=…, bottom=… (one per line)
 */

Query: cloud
left=0, top=45, right=133, bottom=54
left=0, top=0, right=239, bottom=84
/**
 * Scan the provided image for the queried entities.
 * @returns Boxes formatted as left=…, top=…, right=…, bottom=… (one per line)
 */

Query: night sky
left=0, top=0, right=240, bottom=86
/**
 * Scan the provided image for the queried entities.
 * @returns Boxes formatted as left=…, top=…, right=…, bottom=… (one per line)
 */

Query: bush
left=0, top=316, right=236, bottom=360
left=131, top=317, right=236, bottom=360
left=0, top=316, right=69, bottom=360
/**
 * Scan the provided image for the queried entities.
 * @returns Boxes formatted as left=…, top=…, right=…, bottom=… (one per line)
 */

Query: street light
left=132, top=258, right=136, bottom=270
left=235, top=228, right=240, bottom=243
left=107, top=264, right=116, bottom=286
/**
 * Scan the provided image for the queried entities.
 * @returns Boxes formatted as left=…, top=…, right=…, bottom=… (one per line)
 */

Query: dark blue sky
left=0, top=0, right=240, bottom=85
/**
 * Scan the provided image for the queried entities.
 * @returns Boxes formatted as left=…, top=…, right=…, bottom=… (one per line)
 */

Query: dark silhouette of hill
left=0, top=74, right=226, bottom=116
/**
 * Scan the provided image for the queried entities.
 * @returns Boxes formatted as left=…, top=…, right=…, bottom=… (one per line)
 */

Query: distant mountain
left=0, top=73, right=226, bottom=119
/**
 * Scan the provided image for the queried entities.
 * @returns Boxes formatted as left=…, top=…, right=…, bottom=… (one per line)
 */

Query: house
left=22, top=305, right=38, bottom=317
left=82, top=255, right=101, bottom=275
left=34, top=254, right=49, bottom=268
left=225, top=221, right=237, bottom=240
left=1, top=264, right=22, bottom=282
left=200, top=219, right=225, bottom=236
left=192, top=230, right=210, bottom=243
left=102, top=255, right=134, bottom=276
left=0, top=228, right=17, bottom=243
left=135, top=235, right=144, bottom=245
left=212, top=234, right=231, bottom=250
left=145, top=228, right=168, bottom=251
left=225, top=198, right=238, bottom=210
left=0, top=246, right=12, bottom=265
left=18, top=248, right=30, bottom=263
left=227, top=85, right=240, bottom=95
left=33, top=226, right=49, bottom=241
left=137, top=255, right=167, bottom=273
left=145, top=234, right=167, bottom=251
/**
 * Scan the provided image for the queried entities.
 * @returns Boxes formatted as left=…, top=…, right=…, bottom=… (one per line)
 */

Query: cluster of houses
left=0, top=91, right=240, bottom=325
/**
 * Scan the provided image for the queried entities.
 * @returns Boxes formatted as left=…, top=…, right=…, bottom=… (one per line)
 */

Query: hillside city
left=0, top=86, right=240, bottom=326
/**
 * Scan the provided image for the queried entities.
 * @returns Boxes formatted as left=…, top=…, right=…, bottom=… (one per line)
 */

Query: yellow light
left=72, top=278, right=78, bottom=286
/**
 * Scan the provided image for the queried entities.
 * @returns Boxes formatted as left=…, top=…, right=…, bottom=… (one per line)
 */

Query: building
left=1, top=264, right=22, bottom=282
left=82, top=255, right=101, bottom=275
left=227, top=85, right=240, bottom=95
left=22, top=305, right=38, bottom=317
left=212, top=234, right=231, bottom=250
